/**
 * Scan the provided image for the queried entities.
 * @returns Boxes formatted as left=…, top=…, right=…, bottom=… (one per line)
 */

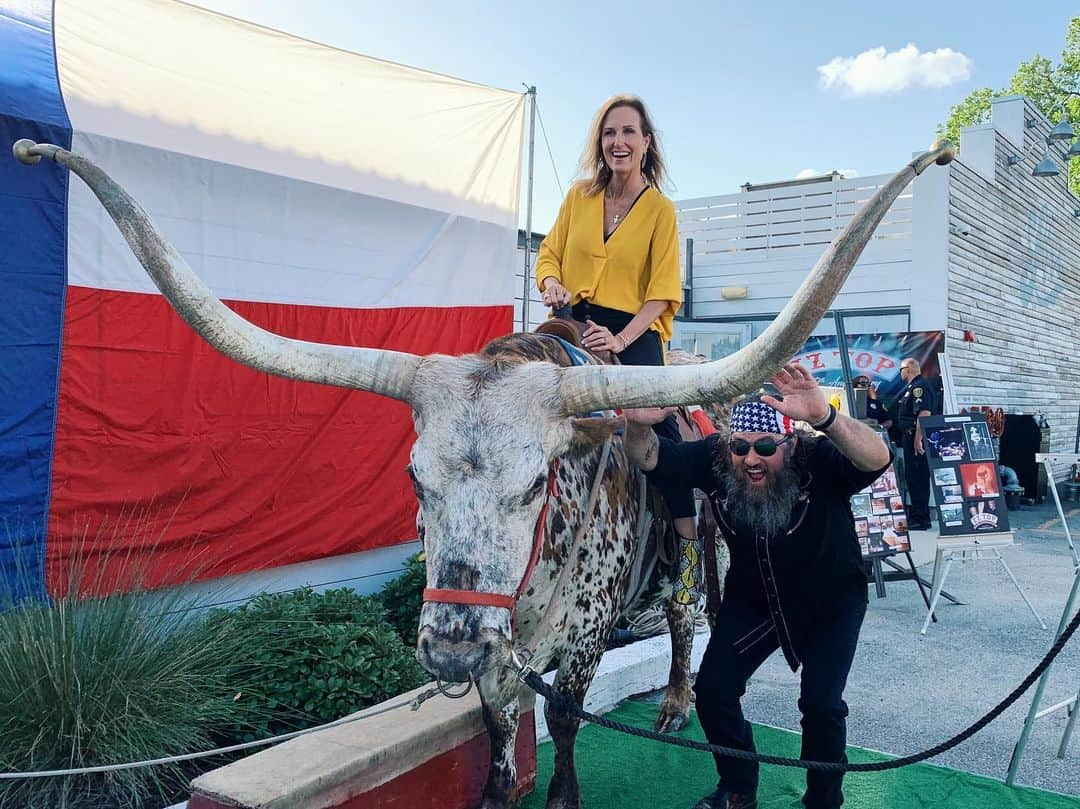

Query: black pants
left=902, top=432, right=931, bottom=525
left=574, top=301, right=694, bottom=519
left=694, top=590, right=867, bottom=808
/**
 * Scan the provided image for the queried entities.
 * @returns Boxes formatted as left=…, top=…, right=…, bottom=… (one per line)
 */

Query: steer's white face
left=410, top=356, right=575, bottom=682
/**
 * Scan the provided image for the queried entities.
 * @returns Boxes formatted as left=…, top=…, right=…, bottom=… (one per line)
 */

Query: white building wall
left=947, top=96, right=1080, bottom=475
left=675, top=167, right=950, bottom=329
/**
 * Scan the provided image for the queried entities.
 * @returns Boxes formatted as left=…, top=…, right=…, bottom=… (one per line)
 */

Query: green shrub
left=376, top=553, right=426, bottom=648
left=207, top=586, right=427, bottom=740
left=0, top=578, right=256, bottom=809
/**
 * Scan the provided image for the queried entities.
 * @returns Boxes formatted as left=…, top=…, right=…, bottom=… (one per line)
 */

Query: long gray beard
left=723, top=463, right=802, bottom=538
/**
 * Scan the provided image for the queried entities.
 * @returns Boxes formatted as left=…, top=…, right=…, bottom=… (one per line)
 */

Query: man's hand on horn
left=760, top=363, right=831, bottom=426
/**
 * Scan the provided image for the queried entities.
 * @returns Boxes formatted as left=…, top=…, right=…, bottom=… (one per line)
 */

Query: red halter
left=422, top=467, right=558, bottom=612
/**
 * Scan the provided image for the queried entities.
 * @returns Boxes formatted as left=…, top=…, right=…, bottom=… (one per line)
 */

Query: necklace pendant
left=613, top=214, right=620, bottom=224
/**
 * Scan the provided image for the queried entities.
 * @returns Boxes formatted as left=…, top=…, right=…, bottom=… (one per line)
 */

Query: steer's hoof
left=653, top=708, right=691, bottom=734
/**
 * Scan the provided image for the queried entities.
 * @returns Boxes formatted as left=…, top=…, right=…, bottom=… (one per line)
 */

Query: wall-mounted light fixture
left=720, top=286, right=750, bottom=300
left=1028, top=91, right=1080, bottom=180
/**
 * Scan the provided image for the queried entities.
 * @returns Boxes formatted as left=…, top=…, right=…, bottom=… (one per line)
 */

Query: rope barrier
left=0, top=685, right=446, bottom=779
left=519, top=603, right=1080, bottom=773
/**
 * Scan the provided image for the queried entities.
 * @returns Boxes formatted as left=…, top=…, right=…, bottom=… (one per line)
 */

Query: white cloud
left=795, top=168, right=859, bottom=179
left=818, top=44, right=972, bottom=96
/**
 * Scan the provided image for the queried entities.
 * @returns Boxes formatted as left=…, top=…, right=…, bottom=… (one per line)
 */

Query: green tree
left=939, top=16, right=1080, bottom=196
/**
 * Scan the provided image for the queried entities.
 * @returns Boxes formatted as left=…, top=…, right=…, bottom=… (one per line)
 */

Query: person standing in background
left=896, top=358, right=936, bottom=530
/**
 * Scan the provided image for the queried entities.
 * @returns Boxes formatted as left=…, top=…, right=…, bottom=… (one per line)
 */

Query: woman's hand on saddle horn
left=541, top=278, right=571, bottom=308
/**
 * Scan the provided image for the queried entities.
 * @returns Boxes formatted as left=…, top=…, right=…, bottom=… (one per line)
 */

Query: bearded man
left=626, top=363, right=892, bottom=809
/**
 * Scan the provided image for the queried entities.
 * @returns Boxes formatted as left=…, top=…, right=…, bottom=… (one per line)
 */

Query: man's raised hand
left=760, top=363, right=831, bottom=426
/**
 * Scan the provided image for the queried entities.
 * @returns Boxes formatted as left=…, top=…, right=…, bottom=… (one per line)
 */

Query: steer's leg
left=477, top=668, right=522, bottom=809
left=544, top=620, right=620, bottom=809
left=654, top=599, right=694, bottom=733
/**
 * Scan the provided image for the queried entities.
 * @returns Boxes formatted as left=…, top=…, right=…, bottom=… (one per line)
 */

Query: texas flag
left=0, top=0, right=524, bottom=598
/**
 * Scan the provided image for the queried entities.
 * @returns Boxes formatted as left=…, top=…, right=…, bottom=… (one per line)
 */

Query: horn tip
left=13, top=139, right=42, bottom=165
left=930, top=139, right=956, bottom=165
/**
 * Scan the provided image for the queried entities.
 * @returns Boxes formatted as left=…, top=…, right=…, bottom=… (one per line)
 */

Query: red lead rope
left=422, top=466, right=559, bottom=612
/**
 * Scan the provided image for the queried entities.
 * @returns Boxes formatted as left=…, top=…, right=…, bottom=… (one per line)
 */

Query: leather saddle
left=532, top=305, right=620, bottom=365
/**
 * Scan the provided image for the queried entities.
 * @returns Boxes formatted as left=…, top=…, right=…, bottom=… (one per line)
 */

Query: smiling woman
left=534, top=93, right=693, bottom=531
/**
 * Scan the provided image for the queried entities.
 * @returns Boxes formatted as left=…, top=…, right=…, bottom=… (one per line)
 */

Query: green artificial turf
left=520, top=701, right=1078, bottom=808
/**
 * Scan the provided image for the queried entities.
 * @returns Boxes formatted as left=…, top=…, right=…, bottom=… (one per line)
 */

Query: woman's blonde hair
left=577, top=95, right=669, bottom=197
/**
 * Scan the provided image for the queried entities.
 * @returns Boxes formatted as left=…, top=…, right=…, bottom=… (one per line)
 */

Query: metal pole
left=521, top=86, right=537, bottom=331
left=833, top=311, right=858, bottom=417
left=683, top=237, right=694, bottom=320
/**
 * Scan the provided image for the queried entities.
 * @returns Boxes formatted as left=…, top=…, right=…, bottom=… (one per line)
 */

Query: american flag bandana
left=729, top=400, right=795, bottom=435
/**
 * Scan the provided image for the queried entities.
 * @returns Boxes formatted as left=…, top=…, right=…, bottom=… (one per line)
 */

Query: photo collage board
left=920, top=413, right=1009, bottom=536
left=850, top=430, right=909, bottom=558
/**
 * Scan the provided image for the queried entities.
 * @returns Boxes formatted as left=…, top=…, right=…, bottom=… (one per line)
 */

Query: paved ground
left=648, top=496, right=1080, bottom=799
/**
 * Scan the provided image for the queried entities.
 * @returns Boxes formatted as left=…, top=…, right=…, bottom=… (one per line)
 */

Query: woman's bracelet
left=615, top=333, right=628, bottom=352
left=810, top=403, right=838, bottom=432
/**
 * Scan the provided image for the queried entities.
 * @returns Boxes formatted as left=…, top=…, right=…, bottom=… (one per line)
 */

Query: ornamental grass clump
left=0, top=515, right=259, bottom=809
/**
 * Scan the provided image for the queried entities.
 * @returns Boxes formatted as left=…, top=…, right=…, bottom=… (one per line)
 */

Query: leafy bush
left=376, top=552, right=426, bottom=648
left=208, top=586, right=428, bottom=740
left=0, top=571, right=256, bottom=809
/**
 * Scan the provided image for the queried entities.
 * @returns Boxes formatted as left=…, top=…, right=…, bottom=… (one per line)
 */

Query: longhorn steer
left=14, top=137, right=953, bottom=809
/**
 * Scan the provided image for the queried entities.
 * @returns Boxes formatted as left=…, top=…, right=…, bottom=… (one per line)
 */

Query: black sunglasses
left=729, top=434, right=793, bottom=457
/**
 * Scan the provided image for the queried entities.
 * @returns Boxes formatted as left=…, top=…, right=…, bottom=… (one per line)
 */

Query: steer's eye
left=406, top=465, right=424, bottom=500
left=521, top=474, right=548, bottom=505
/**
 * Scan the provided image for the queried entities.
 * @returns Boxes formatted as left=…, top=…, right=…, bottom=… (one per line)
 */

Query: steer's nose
left=416, top=626, right=508, bottom=682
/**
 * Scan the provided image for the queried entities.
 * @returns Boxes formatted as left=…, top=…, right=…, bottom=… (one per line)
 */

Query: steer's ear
left=568, top=415, right=626, bottom=457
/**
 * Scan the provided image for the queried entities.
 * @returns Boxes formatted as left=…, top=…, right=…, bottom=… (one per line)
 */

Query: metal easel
left=1005, top=451, right=1080, bottom=784
left=919, top=531, right=1045, bottom=635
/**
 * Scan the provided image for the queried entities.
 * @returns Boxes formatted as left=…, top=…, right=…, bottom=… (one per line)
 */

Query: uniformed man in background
left=897, top=358, right=936, bottom=530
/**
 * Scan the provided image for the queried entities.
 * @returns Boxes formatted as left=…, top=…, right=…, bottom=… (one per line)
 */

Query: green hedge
left=375, top=552, right=426, bottom=648
left=208, top=576, right=428, bottom=740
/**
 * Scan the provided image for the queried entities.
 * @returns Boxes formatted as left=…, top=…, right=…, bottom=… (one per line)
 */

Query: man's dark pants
left=902, top=431, right=931, bottom=526
left=693, top=591, right=867, bottom=808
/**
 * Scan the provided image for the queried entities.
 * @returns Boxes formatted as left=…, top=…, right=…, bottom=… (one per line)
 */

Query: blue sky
left=192, top=0, right=1076, bottom=231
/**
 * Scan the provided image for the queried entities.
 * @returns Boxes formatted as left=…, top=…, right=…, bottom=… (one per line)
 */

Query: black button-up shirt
left=650, top=435, right=890, bottom=671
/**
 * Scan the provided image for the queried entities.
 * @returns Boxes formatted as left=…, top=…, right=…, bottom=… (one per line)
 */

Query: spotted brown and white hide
left=411, top=333, right=709, bottom=809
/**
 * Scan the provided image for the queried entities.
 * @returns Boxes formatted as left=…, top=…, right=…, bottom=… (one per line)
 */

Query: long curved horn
left=559, top=141, right=955, bottom=413
left=13, top=140, right=419, bottom=402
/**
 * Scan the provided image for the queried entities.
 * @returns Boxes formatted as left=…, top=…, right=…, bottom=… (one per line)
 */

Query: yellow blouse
left=534, top=184, right=683, bottom=342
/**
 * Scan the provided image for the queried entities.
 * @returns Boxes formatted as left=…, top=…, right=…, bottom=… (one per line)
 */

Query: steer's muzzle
left=416, top=625, right=512, bottom=682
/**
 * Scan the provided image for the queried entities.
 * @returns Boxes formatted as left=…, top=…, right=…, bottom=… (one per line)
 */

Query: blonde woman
left=536, top=94, right=694, bottom=538
left=536, top=94, right=682, bottom=365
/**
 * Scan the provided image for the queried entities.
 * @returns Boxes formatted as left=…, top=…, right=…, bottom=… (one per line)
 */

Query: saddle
left=532, top=305, right=620, bottom=365
left=531, top=311, right=724, bottom=627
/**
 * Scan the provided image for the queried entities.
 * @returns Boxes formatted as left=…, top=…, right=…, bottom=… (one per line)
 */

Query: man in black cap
left=626, top=363, right=891, bottom=809
left=896, top=357, right=936, bottom=530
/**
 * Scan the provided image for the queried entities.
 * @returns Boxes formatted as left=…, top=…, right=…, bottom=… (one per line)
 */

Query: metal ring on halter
left=509, top=648, right=536, bottom=683
left=435, top=678, right=473, bottom=699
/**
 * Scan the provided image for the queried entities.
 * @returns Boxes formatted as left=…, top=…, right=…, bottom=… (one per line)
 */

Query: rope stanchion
left=0, top=685, right=450, bottom=780
left=517, top=604, right=1080, bottom=773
